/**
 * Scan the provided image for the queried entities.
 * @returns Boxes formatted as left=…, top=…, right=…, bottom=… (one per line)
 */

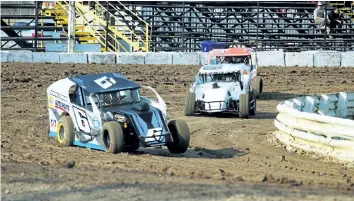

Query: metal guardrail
left=274, top=92, right=354, bottom=163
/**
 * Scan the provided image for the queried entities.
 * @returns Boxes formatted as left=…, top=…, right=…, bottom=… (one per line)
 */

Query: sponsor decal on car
left=49, top=90, right=68, bottom=101
left=48, top=96, right=55, bottom=109
left=203, top=66, right=223, bottom=70
left=91, top=119, right=100, bottom=130
left=50, top=119, right=57, bottom=127
left=55, top=100, right=70, bottom=112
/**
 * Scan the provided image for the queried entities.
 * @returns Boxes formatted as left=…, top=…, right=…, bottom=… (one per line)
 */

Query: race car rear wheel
left=249, top=90, right=257, bottom=116
left=102, top=122, right=124, bottom=154
left=184, top=92, right=196, bottom=116
left=252, top=76, right=263, bottom=98
left=57, top=116, right=75, bottom=146
left=239, top=93, right=250, bottom=118
left=167, top=120, right=190, bottom=154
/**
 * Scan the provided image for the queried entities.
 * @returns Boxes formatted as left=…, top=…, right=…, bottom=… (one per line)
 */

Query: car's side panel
left=47, top=78, right=75, bottom=134
left=47, top=79, right=105, bottom=151
left=140, top=86, right=167, bottom=120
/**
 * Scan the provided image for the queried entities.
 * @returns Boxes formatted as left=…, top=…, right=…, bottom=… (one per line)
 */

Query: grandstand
left=1, top=1, right=353, bottom=52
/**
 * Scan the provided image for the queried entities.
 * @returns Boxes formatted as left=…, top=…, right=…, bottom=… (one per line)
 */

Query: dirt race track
left=1, top=63, right=354, bottom=201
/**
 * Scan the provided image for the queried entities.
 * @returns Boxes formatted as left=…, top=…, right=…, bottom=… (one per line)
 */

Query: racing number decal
left=146, top=128, right=163, bottom=142
left=73, top=107, right=91, bottom=133
left=94, top=76, right=116, bottom=89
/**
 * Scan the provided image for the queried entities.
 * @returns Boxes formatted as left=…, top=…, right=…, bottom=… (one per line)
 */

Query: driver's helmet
left=233, top=57, right=244, bottom=63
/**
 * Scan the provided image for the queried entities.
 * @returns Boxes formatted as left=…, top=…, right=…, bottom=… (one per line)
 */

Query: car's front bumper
left=139, top=132, right=173, bottom=147
left=196, top=100, right=239, bottom=113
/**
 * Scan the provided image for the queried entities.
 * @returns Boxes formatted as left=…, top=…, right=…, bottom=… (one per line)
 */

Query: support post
left=105, top=1, right=109, bottom=52
left=324, top=2, right=328, bottom=50
left=182, top=1, right=185, bottom=52
left=256, top=1, right=260, bottom=51
left=68, top=1, right=75, bottom=53
left=34, top=1, right=39, bottom=52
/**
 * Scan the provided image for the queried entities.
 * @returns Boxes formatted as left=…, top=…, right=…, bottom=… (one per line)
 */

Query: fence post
left=324, top=2, right=328, bottom=50
left=105, top=1, right=109, bottom=52
left=34, top=1, right=39, bottom=52
left=68, top=1, right=76, bottom=53
left=256, top=1, right=260, bottom=51
left=182, top=1, right=185, bottom=52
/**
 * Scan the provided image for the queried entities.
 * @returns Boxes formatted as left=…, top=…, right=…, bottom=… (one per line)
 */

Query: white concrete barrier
left=172, top=52, right=200, bottom=65
left=59, top=53, right=88, bottom=64
left=0, top=50, right=352, bottom=67
left=341, top=52, right=354, bottom=67
left=145, top=52, right=173, bottom=65
left=285, top=52, right=314, bottom=67
left=274, top=92, right=354, bottom=163
left=314, top=51, right=341, bottom=67
left=198, top=52, right=208, bottom=65
left=88, top=53, right=116, bottom=64
left=8, top=50, right=33, bottom=63
left=33, top=52, right=60, bottom=63
left=256, top=50, right=285, bottom=67
left=0, top=51, right=9, bottom=63
left=116, top=52, right=145, bottom=64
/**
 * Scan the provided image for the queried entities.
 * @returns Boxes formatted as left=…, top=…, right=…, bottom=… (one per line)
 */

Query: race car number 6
left=73, top=108, right=91, bottom=133
left=94, top=76, right=116, bottom=89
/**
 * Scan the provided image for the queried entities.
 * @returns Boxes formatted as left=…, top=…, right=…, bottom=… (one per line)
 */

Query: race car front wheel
left=167, top=120, right=190, bottom=154
left=184, top=92, right=196, bottom=116
left=57, top=116, right=75, bottom=146
left=239, top=93, right=250, bottom=118
left=249, top=90, right=257, bottom=116
left=252, top=76, right=263, bottom=98
left=102, top=122, right=124, bottom=154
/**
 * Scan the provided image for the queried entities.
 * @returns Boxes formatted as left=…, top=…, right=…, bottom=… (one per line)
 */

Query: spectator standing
left=313, top=1, right=331, bottom=37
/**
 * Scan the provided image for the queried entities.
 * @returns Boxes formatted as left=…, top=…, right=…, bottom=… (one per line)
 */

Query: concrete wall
left=1, top=50, right=353, bottom=67
left=285, top=52, right=314, bottom=67
left=257, top=50, right=285, bottom=67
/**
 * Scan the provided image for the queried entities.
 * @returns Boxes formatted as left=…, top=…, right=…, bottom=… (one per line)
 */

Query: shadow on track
left=191, top=111, right=277, bottom=120
left=129, top=147, right=248, bottom=159
left=259, top=92, right=301, bottom=101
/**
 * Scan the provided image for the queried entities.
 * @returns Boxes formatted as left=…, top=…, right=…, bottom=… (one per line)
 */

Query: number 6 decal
left=73, top=107, right=91, bottom=133
left=94, top=76, right=116, bottom=89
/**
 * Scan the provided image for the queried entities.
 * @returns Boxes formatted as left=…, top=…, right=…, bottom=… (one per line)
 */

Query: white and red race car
left=185, top=48, right=263, bottom=118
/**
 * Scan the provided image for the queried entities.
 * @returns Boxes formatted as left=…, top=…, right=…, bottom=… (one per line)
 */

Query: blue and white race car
left=47, top=73, right=190, bottom=154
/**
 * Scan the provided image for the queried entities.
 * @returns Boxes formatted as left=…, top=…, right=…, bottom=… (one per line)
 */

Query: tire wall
left=274, top=92, right=354, bottom=162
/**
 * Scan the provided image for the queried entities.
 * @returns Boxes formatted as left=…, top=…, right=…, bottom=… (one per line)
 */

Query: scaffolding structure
left=115, top=1, right=354, bottom=52
left=1, top=1, right=354, bottom=52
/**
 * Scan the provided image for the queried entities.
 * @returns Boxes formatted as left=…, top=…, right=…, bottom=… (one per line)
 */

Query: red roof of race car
left=208, top=48, right=253, bottom=56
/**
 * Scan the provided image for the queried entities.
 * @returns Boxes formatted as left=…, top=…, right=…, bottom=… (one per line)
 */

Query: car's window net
left=199, top=73, right=240, bottom=83
left=213, top=56, right=250, bottom=64
left=97, top=89, right=140, bottom=106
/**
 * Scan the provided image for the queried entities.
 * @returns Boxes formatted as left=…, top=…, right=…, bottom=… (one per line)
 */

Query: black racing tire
left=252, top=76, right=263, bottom=98
left=239, top=93, right=250, bottom=119
left=102, top=122, right=124, bottom=154
left=57, top=116, right=75, bottom=146
left=167, top=120, right=190, bottom=154
left=249, top=90, right=257, bottom=116
left=184, top=92, right=196, bottom=116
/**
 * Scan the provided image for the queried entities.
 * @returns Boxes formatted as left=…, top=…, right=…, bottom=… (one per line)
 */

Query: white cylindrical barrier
left=274, top=92, right=354, bottom=162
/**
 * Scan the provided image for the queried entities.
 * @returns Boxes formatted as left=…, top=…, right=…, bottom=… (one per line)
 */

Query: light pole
left=68, top=1, right=75, bottom=53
